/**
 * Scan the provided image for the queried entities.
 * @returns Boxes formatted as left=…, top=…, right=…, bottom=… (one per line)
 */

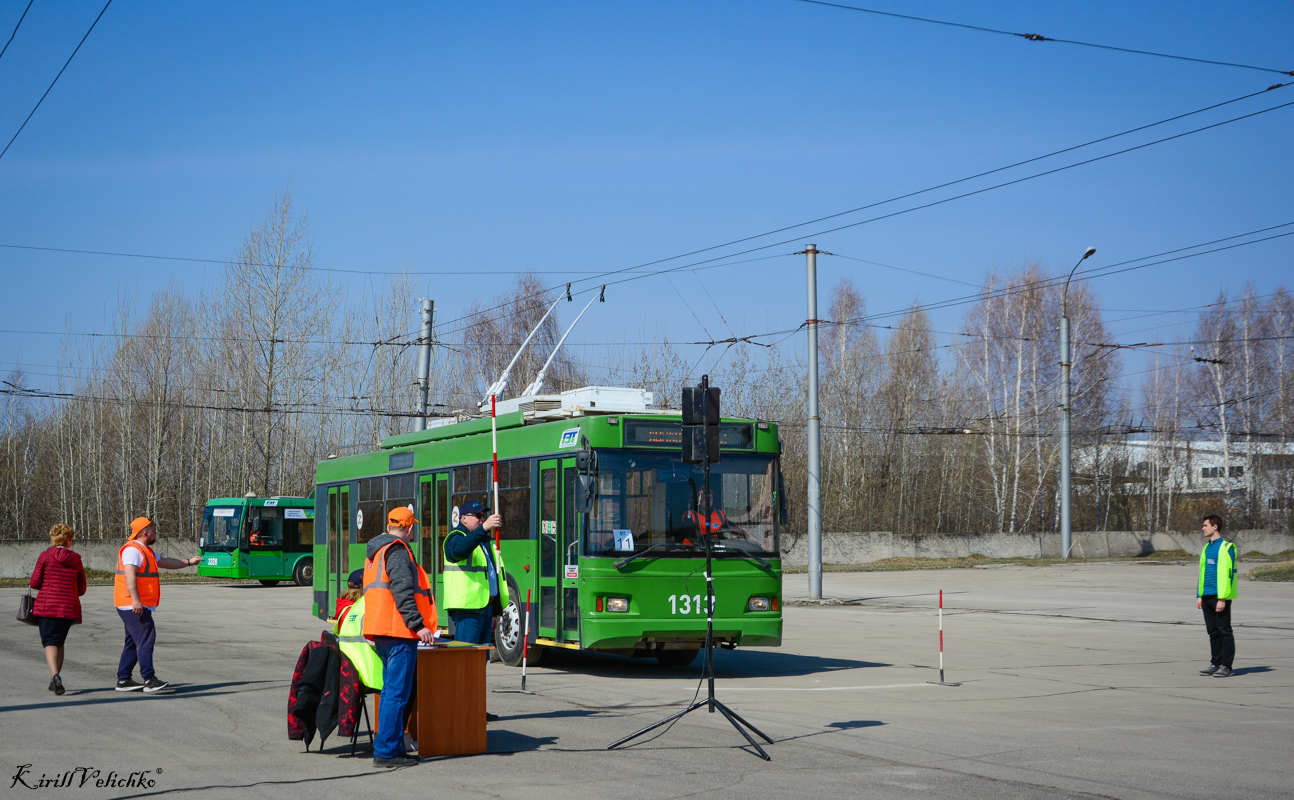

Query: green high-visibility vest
left=1198, top=538, right=1238, bottom=601
left=443, top=531, right=509, bottom=610
left=336, top=596, right=383, bottom=690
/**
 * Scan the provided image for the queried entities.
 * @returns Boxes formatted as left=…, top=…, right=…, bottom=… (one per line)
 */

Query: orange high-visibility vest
left=362, top=540, right=436, bottom=640
left=113, top=540, right=160, bottom=607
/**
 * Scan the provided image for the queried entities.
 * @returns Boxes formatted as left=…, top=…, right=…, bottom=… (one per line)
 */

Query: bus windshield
left=585, top=451, right=778, bottom=558
left=201, top=507, right=243, bottom=551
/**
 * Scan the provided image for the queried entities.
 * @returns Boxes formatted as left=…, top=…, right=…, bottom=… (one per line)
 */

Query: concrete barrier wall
left=779, top=529, right=1294, bottom=567
left=0, top=538, right=200, bottom=579
left=4, top=529, right=1291, bottom=576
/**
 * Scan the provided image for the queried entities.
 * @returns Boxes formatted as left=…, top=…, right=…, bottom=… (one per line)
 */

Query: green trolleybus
left=198, top=496, right=316, bottom=586
left=312, top=386, right=784, bottom=667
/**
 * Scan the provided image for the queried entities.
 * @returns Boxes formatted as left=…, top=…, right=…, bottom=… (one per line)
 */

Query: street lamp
left=1059, top=246, right=1095, bottom=560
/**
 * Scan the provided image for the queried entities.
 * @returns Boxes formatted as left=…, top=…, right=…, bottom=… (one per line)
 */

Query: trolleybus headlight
left=605, top=597, right=630, bottom=613
left=746, top=596, right=771, bottom=612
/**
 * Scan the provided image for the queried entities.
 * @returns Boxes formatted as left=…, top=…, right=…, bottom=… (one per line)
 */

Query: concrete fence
left=0, top=538, right=200, bottom=579
left=5, top=530, right=1292, bottom=578
left=779, top=529, right=1294, bottom=568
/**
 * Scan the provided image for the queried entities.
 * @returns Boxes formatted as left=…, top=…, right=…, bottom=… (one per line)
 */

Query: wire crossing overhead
left=0, top=0, right=35, bottom=63
left=0, top=0, right=115, bottom=162
left=794, top=0, right=1294, bottom=76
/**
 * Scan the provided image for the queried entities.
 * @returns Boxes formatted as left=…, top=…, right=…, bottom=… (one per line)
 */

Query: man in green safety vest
left=443, top=500, right=509, bottom=646
left=335, top=595, right=383, bottom=690
left=1196, top=514, right=1238, bottom=678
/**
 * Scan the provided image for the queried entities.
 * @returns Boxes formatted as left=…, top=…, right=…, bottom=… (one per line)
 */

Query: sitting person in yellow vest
left=363, top=507, right=436, bottom=769
left=335, top=595, right=382, bottom=690
left=114, top=517, right=202, bottom=693
left=442, top=500, right=509, bottom=646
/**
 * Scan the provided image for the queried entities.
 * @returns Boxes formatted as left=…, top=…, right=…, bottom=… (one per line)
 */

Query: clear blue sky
left=1, top=1, right=1291, bottom=388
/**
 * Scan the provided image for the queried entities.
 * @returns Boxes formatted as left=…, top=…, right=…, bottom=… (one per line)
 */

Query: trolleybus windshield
left=585, top=451, right=778, bottom=558
left=200, top=506, right=243, bottom=551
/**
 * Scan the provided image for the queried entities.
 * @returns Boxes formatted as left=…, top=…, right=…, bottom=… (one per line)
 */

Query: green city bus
left=198, top=496, right=316, bottom=586
left=312, top=387, right=784, bottom=666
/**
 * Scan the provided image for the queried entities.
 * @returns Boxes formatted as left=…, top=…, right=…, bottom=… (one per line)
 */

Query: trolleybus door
left=326, top=486, right=351, bottom=611
left=538, top=458, right=581, bottom=644
left=418, top=472, right=450, bottom=627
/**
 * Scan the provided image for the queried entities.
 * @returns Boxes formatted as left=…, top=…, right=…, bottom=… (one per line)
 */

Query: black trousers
left=1201, top=595, right=1235, bottom=668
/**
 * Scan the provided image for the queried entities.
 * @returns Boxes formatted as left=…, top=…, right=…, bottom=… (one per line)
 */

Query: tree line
left=2, top=193, right=1291, bottom=539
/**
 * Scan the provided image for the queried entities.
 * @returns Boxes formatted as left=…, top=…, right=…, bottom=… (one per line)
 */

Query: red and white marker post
left=521, top=589, right=532, bottom=692
left=928, top=589, right=961, bottom=687
left=491, top=394, right=501, bottom=550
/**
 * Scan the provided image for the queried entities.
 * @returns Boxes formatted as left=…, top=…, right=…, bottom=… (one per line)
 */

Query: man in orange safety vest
left=363, top=506, right=436, bottom=768
left=113, top=517, right=202, bottom=693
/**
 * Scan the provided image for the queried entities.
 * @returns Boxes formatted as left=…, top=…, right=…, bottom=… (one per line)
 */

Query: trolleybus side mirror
left=576, top=448, right=597, bottom=473
left=574, top=474, right=596, bottom=514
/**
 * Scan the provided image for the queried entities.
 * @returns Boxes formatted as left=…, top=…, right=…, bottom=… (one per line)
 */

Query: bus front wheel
left=294, top=558, right=313, bottom=586
left=655, top=648, right=700, bottom=667
left=496, top=575, right=542, bottom=667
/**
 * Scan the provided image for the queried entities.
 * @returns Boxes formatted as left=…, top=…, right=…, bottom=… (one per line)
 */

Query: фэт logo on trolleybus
left=311, top=386, right=786, bottom=667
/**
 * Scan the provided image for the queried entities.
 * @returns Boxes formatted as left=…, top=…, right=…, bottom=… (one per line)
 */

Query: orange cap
left=129, top=517, right=154, bottom=539
left=387, top=507, right=418, bottom=528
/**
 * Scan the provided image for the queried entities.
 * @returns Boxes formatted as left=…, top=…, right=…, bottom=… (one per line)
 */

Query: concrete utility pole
left=804, top=244, right=823, bottom=599
left=1059, top=247, right=1095, bottom=559
left=414, top=298, right=434, bottom=432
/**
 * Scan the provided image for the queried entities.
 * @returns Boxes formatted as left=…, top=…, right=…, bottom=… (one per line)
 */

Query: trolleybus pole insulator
left=608, top=375, right=774, bottom=760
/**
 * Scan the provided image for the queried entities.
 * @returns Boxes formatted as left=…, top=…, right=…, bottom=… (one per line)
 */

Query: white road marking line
left=722, top=682, right=935, bottom=692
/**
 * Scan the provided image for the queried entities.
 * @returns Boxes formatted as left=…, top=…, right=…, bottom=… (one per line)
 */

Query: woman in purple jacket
left=30, top=523, right=87, bottom=695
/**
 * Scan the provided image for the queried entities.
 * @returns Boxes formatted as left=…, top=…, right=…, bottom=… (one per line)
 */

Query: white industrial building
left=1074, top=439, right=1294, bottom=509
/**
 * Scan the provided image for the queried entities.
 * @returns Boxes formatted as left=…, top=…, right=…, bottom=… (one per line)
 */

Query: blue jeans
left=450, top=607, right=494, bottom=645
left=373, top=637, right=417, bottom=759
left=117, top=609, right=156, bottom=682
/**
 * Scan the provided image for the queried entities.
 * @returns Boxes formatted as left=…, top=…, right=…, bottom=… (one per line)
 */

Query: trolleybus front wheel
left=294, top=558, right=313, bottom=586
left=495, top=575, right=542, bottom=667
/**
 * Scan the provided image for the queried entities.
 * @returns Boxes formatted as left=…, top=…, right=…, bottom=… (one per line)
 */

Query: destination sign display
left=622, top=420, right=753, bottom=450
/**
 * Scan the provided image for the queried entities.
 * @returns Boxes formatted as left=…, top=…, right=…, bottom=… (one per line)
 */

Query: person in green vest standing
left=1196, top=514, right=1238, bottom=678
left=443, top=500, right=509, bottom=646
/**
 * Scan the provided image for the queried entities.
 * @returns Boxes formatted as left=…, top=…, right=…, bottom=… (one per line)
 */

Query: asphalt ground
left=2, top=560, right=1291, bottom=800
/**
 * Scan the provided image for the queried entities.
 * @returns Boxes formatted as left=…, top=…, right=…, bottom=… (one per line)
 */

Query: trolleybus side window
left=357, top=477, right=384, bottom=543
left=496, top=460, right=531, bottom=541
left=386, top=473, right=416, bottom=524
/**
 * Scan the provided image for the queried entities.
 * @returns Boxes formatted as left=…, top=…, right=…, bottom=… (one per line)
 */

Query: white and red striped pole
left=491, top=394, right=501, bottom=550
left=521, top=589, right=531, bottom=692
left=938, top=589, right=945, bottom=683
left=929, top=589, right=961, bottom=686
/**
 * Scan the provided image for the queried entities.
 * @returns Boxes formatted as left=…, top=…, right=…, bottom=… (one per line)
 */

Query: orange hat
left=387, top=507, right=418, bottom=528
left=129, top=517, right=154, bottom=539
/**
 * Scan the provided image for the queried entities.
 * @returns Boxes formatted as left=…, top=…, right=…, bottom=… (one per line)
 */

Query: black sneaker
left=1213, top=666, right=1233, bottom=678
left=1199, top=664, right=1220, bottom=676
left=115, top=678, right=144, bottom=692
left=142, top=677, right=170, bottom=693
left=372, top=754, right=418, bottom=769
left=52, top=675, right=65, bottom=696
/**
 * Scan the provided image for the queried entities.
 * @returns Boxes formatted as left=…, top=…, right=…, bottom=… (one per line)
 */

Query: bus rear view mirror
left=576, top=449, right=597, bottom=473
left=574, top=474, right=596, bottom=514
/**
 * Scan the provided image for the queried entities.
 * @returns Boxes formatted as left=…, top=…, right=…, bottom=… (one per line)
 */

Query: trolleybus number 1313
left=667, top=594, right=714, bottom=615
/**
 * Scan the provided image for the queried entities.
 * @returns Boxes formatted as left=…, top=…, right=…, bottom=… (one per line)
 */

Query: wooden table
left=408, top=644, right=492, bottom=757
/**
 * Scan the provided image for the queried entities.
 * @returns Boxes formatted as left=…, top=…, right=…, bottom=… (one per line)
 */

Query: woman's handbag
left=18, top=592, right=36, bottom=625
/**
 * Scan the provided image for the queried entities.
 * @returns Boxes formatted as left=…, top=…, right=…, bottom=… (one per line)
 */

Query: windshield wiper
left=613, top=544, right=671, bottom=570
